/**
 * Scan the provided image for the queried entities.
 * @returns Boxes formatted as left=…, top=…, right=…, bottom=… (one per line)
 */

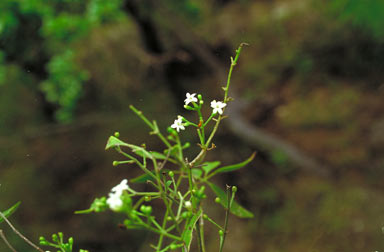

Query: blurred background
left=1, top=0, right=384, bottom=251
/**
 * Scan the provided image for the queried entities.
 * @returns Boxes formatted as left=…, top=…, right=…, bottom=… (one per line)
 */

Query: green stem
left=196, top=216, right=206, bottom=252
left=130, top=105, right=172, bottom=148
left=219, top=185, right=231, bottom=252
left=203, top=215, right=223, bottom=230
left=116, top=148, right=158, bottom=181
left=208, top=44, right=247, bottom=146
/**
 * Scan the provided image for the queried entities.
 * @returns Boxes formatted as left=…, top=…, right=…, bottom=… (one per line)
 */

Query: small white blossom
left=107, top=192, right=124, bottom=211
left=171, top=116, right=185, bottom=132
left=111, top=179, right=129, bottom=194
left=210, top=100, right=227, bottom=115
left=184, top=93, right=198, bottom=106
left=107, top=179, right=129, bottom=211
left=185, top=201, right=192, bottom=209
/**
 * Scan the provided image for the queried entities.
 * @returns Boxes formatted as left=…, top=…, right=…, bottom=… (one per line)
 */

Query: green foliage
left=0, top=0, right=124, bottom=122
left=41, top=50, right=89, bottom=122
left=329, top=0, right=384, bottom=38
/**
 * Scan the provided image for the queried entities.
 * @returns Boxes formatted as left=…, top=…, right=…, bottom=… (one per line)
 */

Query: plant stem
left=130, top=105, right=172, bottom=148
left=198, top=216, right=206, bottom=252
left=0, top=230, right=17, bottom=252
left=189, top=43, right=247, bottom=167
left=0, top=211, right=44, bottom=252
left=219, top=185, right=231, bottom=252
left=116, top=148, right=158, bottom=181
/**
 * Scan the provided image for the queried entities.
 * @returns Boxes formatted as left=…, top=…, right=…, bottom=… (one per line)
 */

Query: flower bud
left=198, top=94, right=203, bottom=101
left=168, top=171, right=174, bottom=178
left=170, top=243, right=182, bottom=250
left=232, top=186, right=237, bottom=193
left=114, top=132, right=120, bottom=138
left=215, top=197, right=221, bottom=204
left=219, top=230, right=224, bottom=236
left=181, top=211, right=189, bottom=219
left=39, top=240, right=49, bottom=246
left=68, top=237, right=74, bottom=245
left=140, top=205, right=152, bottom=215
left=185, top=201, right=192, bottom=210
left=145, top=196, right=151, bottom=202
left=52, top=234, right=58, bottom=242
left=112, top=161, right=119, bottom=166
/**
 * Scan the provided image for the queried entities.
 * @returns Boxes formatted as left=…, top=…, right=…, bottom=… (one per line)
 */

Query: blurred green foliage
left=0, top=0, right=124, bottom=122
left=329, top=0, right=384, bottom=38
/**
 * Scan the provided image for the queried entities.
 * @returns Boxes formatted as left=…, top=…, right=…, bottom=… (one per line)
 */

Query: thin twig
left=0, top=212, right=44, bottom=252
left=0, top=230, right=17, bottom=252
left=219, top=185, right=231, bottom=252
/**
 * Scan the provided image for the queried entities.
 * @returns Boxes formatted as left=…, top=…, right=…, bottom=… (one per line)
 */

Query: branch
left=0, top=230, right=17, bottom=252
left=226, top=96, right=331, bottom=177
left=0, top=212, right=44, bottom=252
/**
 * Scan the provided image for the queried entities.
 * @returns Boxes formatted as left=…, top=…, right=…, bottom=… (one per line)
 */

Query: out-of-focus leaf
left=210, top=152, right=256, bottom=176
left=181, top=209, right=202, bottom=250
left=201, top=161, right=220, bottom=174
left=207, top=182, right=254, bottom=218
left=150, top=151, right=167, bottom=159
left=0, top=201, right=21, bottom=223
left=131, top=173, right=155, bottom=183
left=191, top=168, right=202, bottom=179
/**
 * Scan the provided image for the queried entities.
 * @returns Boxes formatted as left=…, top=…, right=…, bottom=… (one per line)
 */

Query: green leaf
left=131, top=173, right=155, bottom=183
left=133, top=148, right=154, bottom=159
left=181, top=209, right=202, bottom=250
left=191, top=168, right=202, bottom=179
left=105, top=136, right=130, bottom=150
left=202, top=161, right=221, bottom=174
left=0, top=201, right=21, bottom=223
left=150, top=151, right=168, bottom=159
left=105, top=136, right=154, bottom=159
left=207, top=182, right=254, bottom=218
left=211, top=152, right=256, bottom=176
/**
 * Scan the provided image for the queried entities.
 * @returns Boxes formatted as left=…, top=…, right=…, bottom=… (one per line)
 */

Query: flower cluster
left=106, top=179, right=129, bottom=212
left=170, top=93, right=227, bottom=133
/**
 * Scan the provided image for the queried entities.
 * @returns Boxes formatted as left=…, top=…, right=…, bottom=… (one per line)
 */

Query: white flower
left=185, top=201, right=192, bottom=209
left=111, top=179, right=129, bottom=194
left=184, top=93, right=198, bottom=106
left=171, top=116, right=185, bottom=132
left=210, top=100, right=227, bottom=115
left=107, top=192, right=124, bottom=211
left=107, top=179, right=129, bottom=211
